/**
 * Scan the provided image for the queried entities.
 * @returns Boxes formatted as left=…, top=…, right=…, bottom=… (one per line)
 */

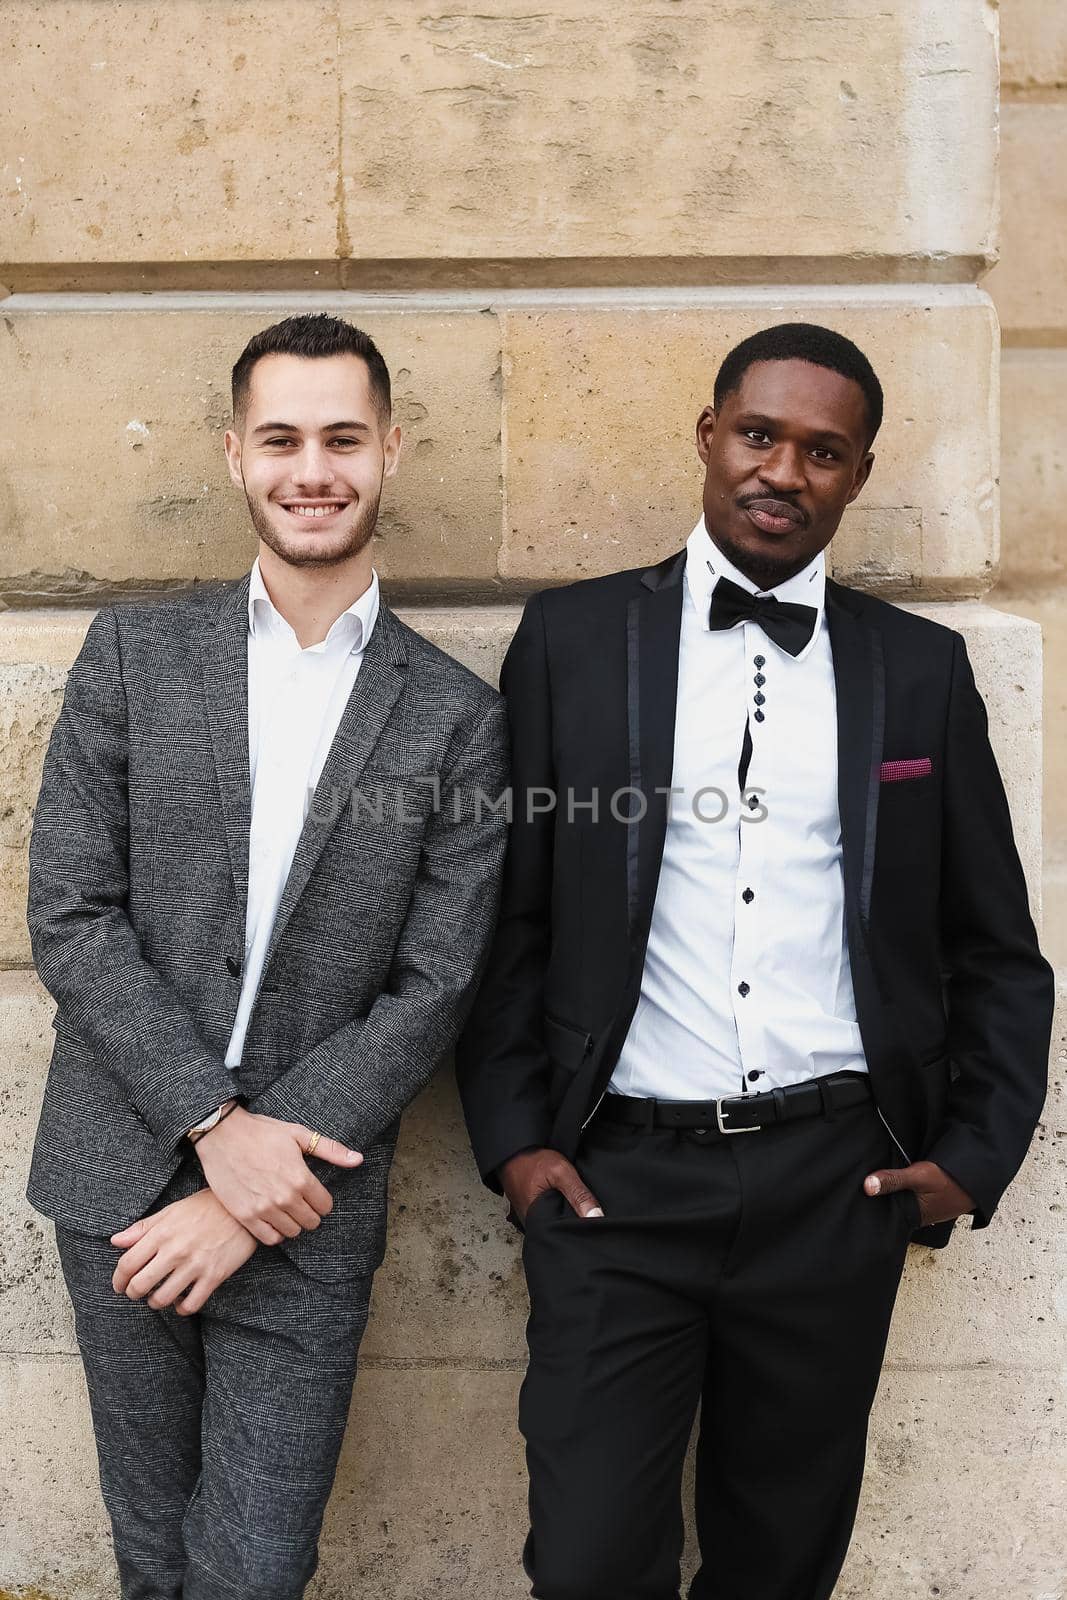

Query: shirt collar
left=684, top=517, right=825, bottom=662
left=247, top=557, right=380, bottom=655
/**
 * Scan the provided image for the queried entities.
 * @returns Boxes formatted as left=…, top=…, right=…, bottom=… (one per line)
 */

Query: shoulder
left=389, top=610, right=502, bottom=721
left=107, top=579, right=239, bottom=646
left=524, top=553, right=676, bottom=635
left=829, top=580, right=962, bottom=664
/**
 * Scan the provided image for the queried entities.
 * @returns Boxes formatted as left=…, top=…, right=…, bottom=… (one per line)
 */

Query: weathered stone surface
left=0, top=304, right=502, bottom=600
left=987, top=103, right=1067, bottom=336
left=0, top=1, right=339, bottom=270
left=1000, top=0, right=1067, bottom=89
left=2, top=3, right=996, bottom=278
left=337, top=0, right=996, bottom=268
left=988, top=585, right=1067, bottom=975
left=3, top=1355, right=1064, bottom=1599
left=0, top=291, right=998, bottom=601
left=499, top=291, right=998, bottom=596
left=1000, top=349, right=1067, bottom=586
left=0, top=600, right=1044, bottom=970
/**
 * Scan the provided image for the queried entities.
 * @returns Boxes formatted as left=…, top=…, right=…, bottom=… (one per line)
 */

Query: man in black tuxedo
left=457, top=323, right=1054, bottom=1600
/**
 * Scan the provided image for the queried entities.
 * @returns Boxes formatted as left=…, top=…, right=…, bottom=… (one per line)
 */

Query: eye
left=329, top=437, right=361, bottom=449
left=742, top=429, right=771, bottom=445
left=264, top=437, right=296, bottom=448
left=810, top=447, right=839, bottom=463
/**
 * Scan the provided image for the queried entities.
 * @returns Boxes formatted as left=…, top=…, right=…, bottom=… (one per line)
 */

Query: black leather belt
left=596, top=1071, right=872, bottom=1136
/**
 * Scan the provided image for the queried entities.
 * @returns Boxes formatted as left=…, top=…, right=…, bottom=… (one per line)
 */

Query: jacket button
left=225, top=954, right=241, bottom=976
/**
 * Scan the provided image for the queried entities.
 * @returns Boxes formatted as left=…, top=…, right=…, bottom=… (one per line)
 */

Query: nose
left=289, top=441, right=336, bottom=492
left=758, top=443, right=806, bottom=496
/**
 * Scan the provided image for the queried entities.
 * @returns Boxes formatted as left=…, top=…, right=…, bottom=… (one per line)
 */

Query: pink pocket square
left=880, top=757, right=932, bottom=783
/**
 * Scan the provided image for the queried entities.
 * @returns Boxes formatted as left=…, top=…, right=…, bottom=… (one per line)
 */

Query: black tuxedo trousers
left=520, top=1096, right=918, bottom=1600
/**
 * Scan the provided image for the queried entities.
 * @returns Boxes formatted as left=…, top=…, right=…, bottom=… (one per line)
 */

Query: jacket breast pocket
left=544, top=1013, right=594, bottom=1104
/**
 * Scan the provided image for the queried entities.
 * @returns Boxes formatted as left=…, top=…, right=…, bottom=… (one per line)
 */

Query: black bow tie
left=708, top=576, right=818, bottom=658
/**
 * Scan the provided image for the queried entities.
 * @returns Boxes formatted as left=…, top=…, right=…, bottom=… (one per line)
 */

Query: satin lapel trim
left=826, top=580, right=884, bottom=929
left=627, top=550, right=686, bottom=940
left=200, top=576, right=252, bottom=907
left=258, top=604, right=408, bottom=981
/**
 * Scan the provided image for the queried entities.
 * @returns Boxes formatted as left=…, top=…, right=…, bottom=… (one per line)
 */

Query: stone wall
left=1, top=3, right=1063, bottom=1597
left=989, top=0, right=1067, bottom=972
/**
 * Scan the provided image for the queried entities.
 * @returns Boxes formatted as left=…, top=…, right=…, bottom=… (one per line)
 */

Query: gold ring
left=306, top=1130, right=322, bottom=1157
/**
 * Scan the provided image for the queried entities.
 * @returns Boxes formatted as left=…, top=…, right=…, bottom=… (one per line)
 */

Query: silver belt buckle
left=715, top=1096, right=762, bottom=1134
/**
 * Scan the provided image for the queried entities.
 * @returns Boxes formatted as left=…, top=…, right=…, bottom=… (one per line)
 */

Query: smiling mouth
left=279, top=501, right=349, bottom=519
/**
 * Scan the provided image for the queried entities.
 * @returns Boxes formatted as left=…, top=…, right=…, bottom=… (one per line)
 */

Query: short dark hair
left=713, top=322, right=883, bottom=445
left=231, top=314, right=392, bottom=427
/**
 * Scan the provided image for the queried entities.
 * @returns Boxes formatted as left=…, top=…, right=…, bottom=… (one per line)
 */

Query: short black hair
left=231, top=314, right=391, bottom=427
left=713, top=322, right=883, bottom=445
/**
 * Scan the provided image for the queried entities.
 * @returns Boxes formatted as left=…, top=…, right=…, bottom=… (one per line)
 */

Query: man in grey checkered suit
left=25, top=314, right=509, bottom=1600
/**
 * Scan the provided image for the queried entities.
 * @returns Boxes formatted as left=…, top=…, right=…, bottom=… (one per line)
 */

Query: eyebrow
left=251, top=419, right=374, bottom=436
left=736, top=413, right=853, bottom=450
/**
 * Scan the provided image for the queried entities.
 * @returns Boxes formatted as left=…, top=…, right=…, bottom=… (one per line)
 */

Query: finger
left=176, top=1276, right=217, bottom=1317
left=124, top=1252, right=176, bottom=1303
left=556, top=1173, right=604, bottom=1220
left=300, top=1176, right=335, bottom=1219
left=112, top=1234, right=163, bottom=1294
left=864, top=1165, right=919, bottom=1197
left=110, top=1217, right=152, bottom=1247
left=286, top=1197, right=323, bottom=1232
left=244, top=1215, right=287, bottom=1247
left=147, top=1267, right=196, bottom=1312
left=298, top=1129, right=362, bottom=1169
left=264, top=1206, right=302, bottom=1241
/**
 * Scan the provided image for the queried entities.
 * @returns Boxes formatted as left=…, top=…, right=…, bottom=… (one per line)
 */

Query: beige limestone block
left=2, top=1357, right=1064, bottom=1598
left=989, top=585, right=1067, bottom=975
left=336, top=0, right=996, bottom=266
left=1000, top=0, right=1067, bottom=89
left=987, top=103, right=1067, bottom=337
left=1, top=2, right=997, bottom=276
left=500, top=290, right=999, bottom=596
left=0, top=1, right=339, bottom=269
left=0, top=304, right=502, bottom=601
left=1000, top=349, right=1067, bottom=586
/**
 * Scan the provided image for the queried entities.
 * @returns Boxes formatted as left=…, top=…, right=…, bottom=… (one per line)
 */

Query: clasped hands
left=110, top=1107, right=362, bottom=1315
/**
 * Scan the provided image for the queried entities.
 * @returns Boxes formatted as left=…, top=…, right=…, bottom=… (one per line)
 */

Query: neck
left=256, top=544, right=375, bottom=650
left=706, top=528, right=817, bottom=593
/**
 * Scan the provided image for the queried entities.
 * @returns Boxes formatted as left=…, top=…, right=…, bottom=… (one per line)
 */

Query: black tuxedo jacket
left=457, top=549, right=1054, bottom=1249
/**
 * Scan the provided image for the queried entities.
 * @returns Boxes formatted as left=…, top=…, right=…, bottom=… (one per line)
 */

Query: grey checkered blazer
left=26, top=573, right=509, bottom=1280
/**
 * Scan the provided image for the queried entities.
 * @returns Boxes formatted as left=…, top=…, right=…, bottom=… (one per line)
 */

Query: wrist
left=188, top=1099, right=239, bottom=1147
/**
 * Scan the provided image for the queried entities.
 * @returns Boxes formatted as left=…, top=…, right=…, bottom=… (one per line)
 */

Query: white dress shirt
left=224, top=558, right=380, bottom=1070
left=610, top=519, right=867, bottom=1102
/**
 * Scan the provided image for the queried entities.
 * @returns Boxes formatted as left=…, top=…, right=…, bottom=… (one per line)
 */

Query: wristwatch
left=187, top=1101, right=234, bottom=1144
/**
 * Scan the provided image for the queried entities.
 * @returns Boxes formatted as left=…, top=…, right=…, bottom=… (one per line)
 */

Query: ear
left=223, top=427, right=244, bottom=490
left=846, top=450, right=875, bottom=505
left=695, top=405, right=718, bottom=467
left=382, top=423, right=402, bottom=481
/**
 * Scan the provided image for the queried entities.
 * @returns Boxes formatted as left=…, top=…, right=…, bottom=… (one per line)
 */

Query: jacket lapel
left=826, top=578, right=885, bottom=929
left=258, top=602, right=408, bottom=979
left=627, top=549, right=686, bottom=942
left=200, top=575, right=253, bottom=909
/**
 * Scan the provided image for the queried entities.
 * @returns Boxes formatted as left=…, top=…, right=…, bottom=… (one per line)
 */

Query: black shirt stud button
left=754, top=673, right=766, bottom=686
left=753, top=691, right=765, bottom=706
left=737, top=981, right=750, bottom=997
left=747, top=1069, right=762, bottom=1082
left=753, top=709, right=765, bottom=722
left=742, top=887, right=755, bottom=903
left=753, top=655, right=765, bottom=668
